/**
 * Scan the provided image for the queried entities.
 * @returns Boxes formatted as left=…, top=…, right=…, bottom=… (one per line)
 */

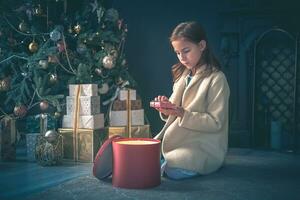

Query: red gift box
left=93, top=136, right=161, bottom=189
left=150, top=101, right=176, bottom=109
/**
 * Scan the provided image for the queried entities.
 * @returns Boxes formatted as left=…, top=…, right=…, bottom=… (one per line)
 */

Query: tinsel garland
left=35, top=134, right=63, bottom=166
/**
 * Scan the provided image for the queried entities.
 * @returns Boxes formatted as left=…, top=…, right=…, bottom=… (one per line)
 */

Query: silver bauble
left=39, top=60, right=48, bottom=69
left=44, top=130, right=58, bottom=143
left=95, top=68, right=102, bottom=76
left=102, top=55, right=115, bottom=69
left=76, top=43, right=87, bottom=54
left=50, top=29, right=61, bottom=42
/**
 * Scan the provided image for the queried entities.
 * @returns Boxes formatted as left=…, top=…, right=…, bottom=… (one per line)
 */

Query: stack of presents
left=0, top=84, right=150, bottom=163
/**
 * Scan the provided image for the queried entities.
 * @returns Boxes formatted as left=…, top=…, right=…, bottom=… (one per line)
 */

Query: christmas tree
left=0, top=0, right=136, bottom=121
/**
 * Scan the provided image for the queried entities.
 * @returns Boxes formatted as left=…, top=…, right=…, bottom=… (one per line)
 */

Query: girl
left=153, top=21, right=230, bottom=180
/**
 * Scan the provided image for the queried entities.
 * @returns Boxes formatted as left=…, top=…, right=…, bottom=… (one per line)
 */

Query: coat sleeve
left=178, top=73, right=230, bottom=132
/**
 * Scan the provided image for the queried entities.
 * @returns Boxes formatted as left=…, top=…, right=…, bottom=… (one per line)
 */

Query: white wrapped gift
left=69, top=84, right=98, bottom=96
left=118, top=89, right=136, bottom=101
left=66, top=96, right=100, bottom=116
left=26, top=133, right=40, bottom=162
left=62, top=114, right=104, bottom=129
left=109, top=109, right=144, bottom=126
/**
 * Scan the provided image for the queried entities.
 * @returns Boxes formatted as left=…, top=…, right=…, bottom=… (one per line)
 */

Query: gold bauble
left=29, top=41, right=38, bottom=53
left=44, top=130, right=58, bottom=143
left=19, top=21, right=29, bottom=32
left=54, top=112, right=61, bottom=119
left=73, top=24, right=81, bottom=34
left=102, top=55, right=115, bottom=69
left=40, top=100, right=49, bottom=111
left=34, top=5, right=43, bottom=16
left=49, top=74, right=58, bottom=84
left=13, top=105, right=27, bottom=118
left=99, top=83, right=109, bottom=94
left=0, top=78, right=10, bottom=91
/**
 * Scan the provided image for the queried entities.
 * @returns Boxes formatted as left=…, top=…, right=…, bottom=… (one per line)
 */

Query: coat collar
left=182, top=65, right=208, bottom=107
left=172, top=65, right=208, bottom=107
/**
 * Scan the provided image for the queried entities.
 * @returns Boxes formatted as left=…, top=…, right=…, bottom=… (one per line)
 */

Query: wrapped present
left=69, top=84, right=98, bottom=96
left=35, top=134, right=63, bottom=166
left=107, top=125, right=151, bottom=138
left=58, top=128, right=108, bottom=162
left=62, top=114, right=104, bottom=129
left=25, top=114, right=56, bottom=134
left=150, top=101, right=176, bottom=109
left=119, top=89, right=136, bottom=101
left=26, top=133, right=40, bottom=162
left=112, top=99, right=142, bottom=111
left=66, top=96, right=100, bottom=116
left=110, top=109, right=144, bottom=126
left=0, top=117, right=16, bottom=161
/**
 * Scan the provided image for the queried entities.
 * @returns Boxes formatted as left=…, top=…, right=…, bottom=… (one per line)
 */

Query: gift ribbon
left=126, top=89, right=132, bottom=138
left=73, top=85, right=81, bottom=161
left=102, top=81, right=129, bottom=106
left=40, top=114, right=48, bottom=135
left=2, top=116, right=16, bottom=145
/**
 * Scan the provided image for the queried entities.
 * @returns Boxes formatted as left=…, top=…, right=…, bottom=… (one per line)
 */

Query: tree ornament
left=39, top=60, right=48, bottom=69
left=40, top=100, right=49, bottom=111
left=19, top=21, right=29, bottom=32
left=102, top=55, right=115, bottom=69
left=76, top=43, right=87, bottom=54
left=0, top=78, right=10, bottom=91
left=49, top=74, right=58, bottom=84
left=29, top=41, right=38, bottom=53
left=68, top=26, right=73, bottom=33
left=110, top=49, right=118, bottom=58
left=121, top=59, right=127, bottom=66
left=54, top=112, right=61, bottom=119
left=99, top=83, right=109, bottom=94
left=73, top=24, right=81, bottom=34
left=13, top=105, right=27, bottom=118
left=57, top=41, right=65, bottom=52
left=116, top=77, right=124, bottom=85
left=95, top=68, right=102, bottom=76
left=48, top=55, right=58, bottom=63
left=44, top=130, right=58, bottom=143
left=34, top=4, right=43, bottom=16
left=50, top=29, right=61, bottom=42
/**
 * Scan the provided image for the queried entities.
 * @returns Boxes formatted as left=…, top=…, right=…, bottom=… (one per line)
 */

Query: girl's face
left=171, top=38, right=206, bottom=70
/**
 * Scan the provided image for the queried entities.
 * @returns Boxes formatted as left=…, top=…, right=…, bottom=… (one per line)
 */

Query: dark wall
left=113, top=0, right=224, bottom=134
left=112, top=0, right=300, bottom=152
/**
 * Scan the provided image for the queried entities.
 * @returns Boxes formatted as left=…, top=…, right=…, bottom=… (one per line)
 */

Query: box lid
left=93, top=135, right=123, bottom=180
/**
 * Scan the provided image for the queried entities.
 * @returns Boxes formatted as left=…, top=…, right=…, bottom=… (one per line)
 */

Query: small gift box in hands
left=149, top=101, right=176, bottom=109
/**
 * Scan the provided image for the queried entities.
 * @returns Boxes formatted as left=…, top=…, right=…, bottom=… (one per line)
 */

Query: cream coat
left=154, top=66, right=230, bottom=174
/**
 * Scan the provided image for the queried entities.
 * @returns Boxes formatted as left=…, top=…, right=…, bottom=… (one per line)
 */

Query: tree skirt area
left=24, top=148, right=300, bottom=200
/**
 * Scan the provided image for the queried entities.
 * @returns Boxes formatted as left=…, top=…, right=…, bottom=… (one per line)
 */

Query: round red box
left=112, top=138, right=161, bottom=189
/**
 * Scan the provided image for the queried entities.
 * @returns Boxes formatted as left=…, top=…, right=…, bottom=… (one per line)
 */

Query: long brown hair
left=170, top=21, right=221, bottom=82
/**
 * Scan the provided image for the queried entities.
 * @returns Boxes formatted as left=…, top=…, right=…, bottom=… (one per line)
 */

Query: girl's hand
left=158, top=106, right=185, bottom=118
left=152, top=95, right=170, bottom=113
left=154, top=95, right=169, bottom=102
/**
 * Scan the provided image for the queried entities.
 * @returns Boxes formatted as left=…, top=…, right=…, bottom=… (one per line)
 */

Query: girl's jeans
left=161, top=159, right=198, bottom=180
